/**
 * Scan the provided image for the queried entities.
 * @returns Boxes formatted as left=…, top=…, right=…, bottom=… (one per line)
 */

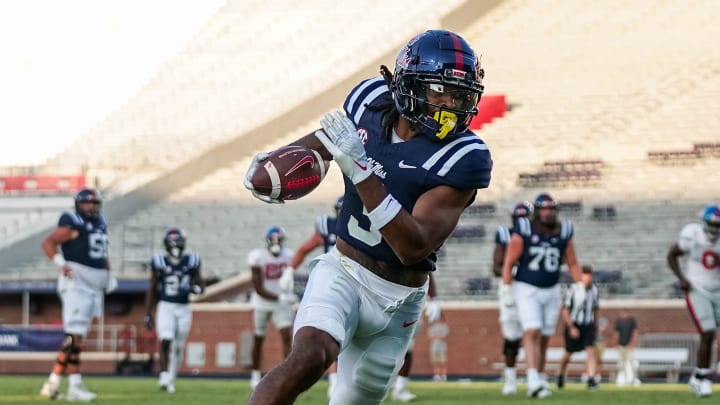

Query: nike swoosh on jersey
left=398, top=160, right=416, bottom=169
left=402, top=320, right=418, bottom=327
left=354, top=161, right=367, bottom=170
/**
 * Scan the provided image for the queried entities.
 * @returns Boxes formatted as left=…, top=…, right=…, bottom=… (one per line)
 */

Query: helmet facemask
left=164, top=230, right=186, bottom=261
left=265, top=227, right=286, bottom=257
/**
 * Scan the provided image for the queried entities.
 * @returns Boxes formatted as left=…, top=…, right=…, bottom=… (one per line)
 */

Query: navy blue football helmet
left=164, top=228, right=187, bottom=258
left=391, top=30, right=484, bottom=141
left=512, top=201, right=533, bottom=219
left=266, top=226, right=286, bottom=256
left=74, top=188, right=102, bottom=220
left=702, top=204, right=720, bottom=241
left=533, top=193, right=558, bottom=225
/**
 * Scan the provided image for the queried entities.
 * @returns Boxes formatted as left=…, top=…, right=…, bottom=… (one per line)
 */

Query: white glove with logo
left=243, top=151, right=284, bottom=204
left=279, top=293, right=298, bottom=305
left=572, top=281, right=587, bottom=307
left=105, top=273, right=118, bottom=294
left=278, top=266, right=295, bottom=292
left=425, top=298, right=442, bottom=323
left=315, top=111, right=372, bottom=185
left=499, top=284, right=514, bottom=308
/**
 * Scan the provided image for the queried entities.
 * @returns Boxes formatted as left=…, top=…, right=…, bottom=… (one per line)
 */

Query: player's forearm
left=290, top=132, right=334, bottom=161
left=501, top=265, right=513, bottom=285
left=41, top=239, right=58, bottom=260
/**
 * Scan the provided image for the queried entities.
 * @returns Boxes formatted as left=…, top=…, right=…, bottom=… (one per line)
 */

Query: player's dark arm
left=564, top=240, right=583, bottom=284
left=41, top=226, right=77, bottom=259
left=144, top=270, right=159, bottom=317
left=290, top=232, right=324, bottom=268
left=502, top=235, right=524, bottom=285
left=251, top=266, right=279, bottom=301
left=667, top=243, right=690, bottom=290
left=289, top=133, right=334, bottom=161
left=492, top=244, right=505, bottom=277
left=191, top=266, right=205, bottom=294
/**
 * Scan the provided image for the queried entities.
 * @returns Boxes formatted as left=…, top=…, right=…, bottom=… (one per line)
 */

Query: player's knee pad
left=503, top=339, right=520, bottom=358
left=63, top=334, right=82, bottom=365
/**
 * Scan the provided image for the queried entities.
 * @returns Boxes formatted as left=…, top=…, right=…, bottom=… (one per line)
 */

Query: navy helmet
left=74, top=188, right=102, bottom=220
left=391, top=30, right=484, bottom=141
left=533, top=192, right=558, bottom=225
left=164, top=228, right=187, bottom=258
left=534, top=193, right=558, bottom=210
left=512, top=201, right=533, bottom=219
left=701, top=204, right=720, bottom=241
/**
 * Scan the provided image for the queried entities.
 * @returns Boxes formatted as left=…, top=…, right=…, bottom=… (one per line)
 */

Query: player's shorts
left=499, top=300, right=523, bottom=341
left=156, top=301, right=193, bottom=341
left=253, top=303, right=294, bottom=337
left=563, top=323, right=597, bottom=353
left=58, top=262, right=107, bottom=336
left=686, top=288, right=720, bottom=333
left=513, top=281, right=561, bottom=336
left=430, top=340, right=447, bottom=363
left=294, top=248, right=427, bottom=404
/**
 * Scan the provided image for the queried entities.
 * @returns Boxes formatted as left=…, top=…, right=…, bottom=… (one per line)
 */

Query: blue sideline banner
left=0, top=327, right=64, bottom=351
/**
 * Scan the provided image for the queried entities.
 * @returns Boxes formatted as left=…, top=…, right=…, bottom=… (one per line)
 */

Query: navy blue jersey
left=337, top=77, right=493, bottom=271
left=513, top=217, right=574, bottom=287
left=58, top=211, right=108, bottom=269
left=495, top=225, right=512, bottom=247
left=151, top=253, right=201, bottom=304
left=315, top=214, right=338, bottom=253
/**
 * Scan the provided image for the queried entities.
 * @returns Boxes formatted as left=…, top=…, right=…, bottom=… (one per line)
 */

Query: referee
left=557, top=265, right=600, bottom=390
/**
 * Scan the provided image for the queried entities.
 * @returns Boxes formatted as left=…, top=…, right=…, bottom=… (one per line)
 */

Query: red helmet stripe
left=448, top=32, right=464, bottom=70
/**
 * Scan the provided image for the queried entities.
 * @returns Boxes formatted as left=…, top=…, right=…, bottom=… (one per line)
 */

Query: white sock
left=539, top=372, right=548, bottom=383
left=49, top=373, right=61, bottom=384
left=504, top=367, right=516, bottom=380
left=251, top=370, right=262, bottom=380
left=69, top=374, right=82, bottom=386
left=328, top=373, right=337, bottom=385
left=395, top=376, right=409, bottom=393
left=527, top=368, right=540, bottom=387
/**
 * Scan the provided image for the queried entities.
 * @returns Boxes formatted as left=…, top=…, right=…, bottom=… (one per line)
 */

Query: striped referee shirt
left=563, top=283, right=599, bottom=326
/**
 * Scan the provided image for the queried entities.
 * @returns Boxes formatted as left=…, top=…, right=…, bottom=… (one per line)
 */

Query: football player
left=248, top=226, right=297, bottom=390
left=144, top=228, right=204, bottom=394
left=499, top=193, right=586, bottom=398
left=668, top=204, right=720, bottom=398
left=245, top=29, right=490, bottom=405
left=493, top=201, right=533, bottom=395
left=40, top=188, right=116, bottom=401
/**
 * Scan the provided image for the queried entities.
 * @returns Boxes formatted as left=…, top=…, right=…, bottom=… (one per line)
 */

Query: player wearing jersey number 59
left=245, top=30, right=490, bottom=405
left=500, top=193, right=586, bottom=399
left=667, top=204, right=720, bottom=398
left=144, top=228, right=204, bottom=394
left=40, top=188, right=115, bottom=402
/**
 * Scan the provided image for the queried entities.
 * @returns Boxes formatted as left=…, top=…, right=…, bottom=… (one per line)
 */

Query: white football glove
left=243, top=151, right=284, bottom=204
left=315, top=111, right=372, bottom=185
left=572, top=281, right=587, bottom=307
left=105, top=273, right=118, bottom=295
left=278, top=266, right=295, bottom=292
left=499, top=284, right=514, bottom=308
left=278, top=293, right=298, bottom=305
left=425, top=298, right=442, bottom=323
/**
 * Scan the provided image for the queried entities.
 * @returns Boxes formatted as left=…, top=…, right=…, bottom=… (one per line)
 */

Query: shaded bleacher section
left=518, top=159, right=604, bottom=187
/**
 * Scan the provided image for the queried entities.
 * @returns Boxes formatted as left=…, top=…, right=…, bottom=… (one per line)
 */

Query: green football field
left=0, top=375, right=704, bottom=404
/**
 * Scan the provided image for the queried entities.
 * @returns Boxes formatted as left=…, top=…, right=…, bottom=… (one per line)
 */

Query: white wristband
left=53, top=253, right=66, bottom=267
left=367, top=194, right=402, bottom=230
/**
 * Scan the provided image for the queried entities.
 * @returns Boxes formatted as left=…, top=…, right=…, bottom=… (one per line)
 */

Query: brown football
left=250, top=145, right=329, bottom=201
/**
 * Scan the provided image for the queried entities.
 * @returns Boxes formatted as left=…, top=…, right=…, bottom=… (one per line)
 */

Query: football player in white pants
left=249, top=226, right=297, bottom=389
left=493, top=201, right=532, bottom=394
left=500, top=193, right=586, bottom=399
left=40, top=188, right=115, bottom=402
left=668, top=204, right=720, bottom=398
left=144, top=228, right=204, bottom=394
